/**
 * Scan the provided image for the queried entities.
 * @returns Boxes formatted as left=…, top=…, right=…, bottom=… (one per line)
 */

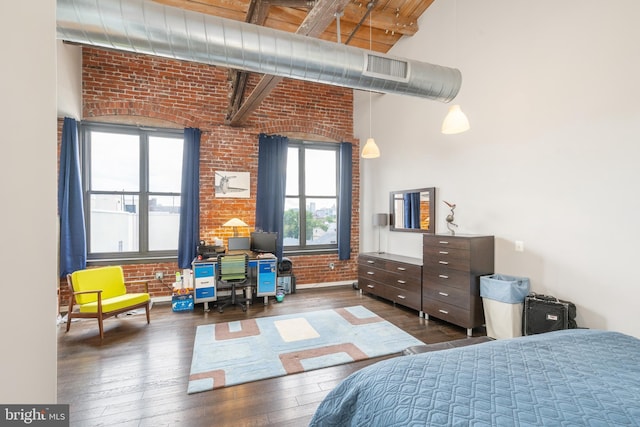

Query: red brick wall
left=58, top=47, right=360, bottom=306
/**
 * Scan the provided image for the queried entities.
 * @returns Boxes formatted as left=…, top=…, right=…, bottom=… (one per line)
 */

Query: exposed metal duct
left=57, top=0, right=461, bottom=102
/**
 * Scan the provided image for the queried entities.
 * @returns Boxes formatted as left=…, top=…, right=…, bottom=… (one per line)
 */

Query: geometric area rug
left=187, top=306, right=425, bottom=394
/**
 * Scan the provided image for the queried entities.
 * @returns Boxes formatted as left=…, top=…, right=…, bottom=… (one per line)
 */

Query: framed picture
left=215, top=171, right=250, bottom=198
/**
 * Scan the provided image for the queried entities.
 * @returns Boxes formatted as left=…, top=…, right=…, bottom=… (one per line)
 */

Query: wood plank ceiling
left=153, top=0, right=436, bottom=125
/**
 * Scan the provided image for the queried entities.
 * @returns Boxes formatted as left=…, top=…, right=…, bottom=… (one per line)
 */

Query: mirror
left=389, top=187, right=436, bottom=233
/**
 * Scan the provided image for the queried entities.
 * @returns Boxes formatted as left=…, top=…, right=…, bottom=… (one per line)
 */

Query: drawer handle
left=367, top=260, right=375, bottom=264
left=439, top=251, right=449, bottom=255
left=397, top=295, right=406, bottom=299
left=438, top=309, right=449, bottom=314
left=439, top=261, right=449, bottom=265
left=439, top=292, right=449, bottom=297
left=367, top=271, right=375, bottom=275
left=439, top=241, right=450, bottom=245
left=397, top=280, right=406, bottom=284
left=438, top=275, right=449, bottom=279
left=367, top=284, right=375, bottom=288
left=396, top=267, right=406, bottom=271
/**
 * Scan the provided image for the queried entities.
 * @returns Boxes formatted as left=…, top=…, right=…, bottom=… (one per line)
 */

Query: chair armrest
left=69, top=289, right=103, bottom=312
left=72, top=289, right=103, bottom=296
left=126, top=279, right=150, bottom=293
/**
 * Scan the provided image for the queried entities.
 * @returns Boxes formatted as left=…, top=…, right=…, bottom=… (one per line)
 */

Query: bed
left=309, top=329, right=640, bottom=426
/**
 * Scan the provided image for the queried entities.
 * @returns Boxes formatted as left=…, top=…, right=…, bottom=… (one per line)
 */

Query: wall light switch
left=515, top=241, right=524, bottom=252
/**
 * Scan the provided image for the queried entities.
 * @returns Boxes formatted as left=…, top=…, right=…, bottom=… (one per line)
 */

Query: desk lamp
left=373, top=213, right=388, bottom=254
left=223, top=217, right=248, bottom=237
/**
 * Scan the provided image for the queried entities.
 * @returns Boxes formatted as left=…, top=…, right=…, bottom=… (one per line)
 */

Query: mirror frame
left=389, top=187, right=436, bottom=234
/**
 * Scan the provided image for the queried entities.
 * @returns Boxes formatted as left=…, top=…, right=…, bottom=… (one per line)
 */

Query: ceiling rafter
left=152, top=0, right=436, bottom=125
left=226, top=0, right=351, bottom=126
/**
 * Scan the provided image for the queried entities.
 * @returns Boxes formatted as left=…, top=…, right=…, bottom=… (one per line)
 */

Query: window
left=284, top=140, right=338, bottom=251
left=81, top=123, right=183, bottom=260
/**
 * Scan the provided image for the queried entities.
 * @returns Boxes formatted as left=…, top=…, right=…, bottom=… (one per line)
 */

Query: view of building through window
left=284, top=143, right=338, bottom=249
left=84, top=128, right=339, bottom=258
left=84, top=126, right=183, bottom=258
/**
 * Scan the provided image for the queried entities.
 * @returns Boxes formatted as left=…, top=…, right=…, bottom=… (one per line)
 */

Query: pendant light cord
left=369, top=2, right=373, bottom=138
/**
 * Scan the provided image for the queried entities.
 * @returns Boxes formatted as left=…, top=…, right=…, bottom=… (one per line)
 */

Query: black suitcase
left=523, top=293, right=577, bottom=336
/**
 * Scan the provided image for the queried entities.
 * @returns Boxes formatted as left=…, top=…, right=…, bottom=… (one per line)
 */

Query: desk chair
left=216, top=253, right=250, bottom=312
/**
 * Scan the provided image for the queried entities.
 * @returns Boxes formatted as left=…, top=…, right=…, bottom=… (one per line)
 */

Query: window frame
left=80, top=122, right=183, bottom=263
left=284, top=139, right=340, bottom=255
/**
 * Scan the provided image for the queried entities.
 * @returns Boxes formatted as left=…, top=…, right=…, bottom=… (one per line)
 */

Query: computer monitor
left=250, top=231, right=277, bottom=254
left=228, top=236, right=250, bottom=251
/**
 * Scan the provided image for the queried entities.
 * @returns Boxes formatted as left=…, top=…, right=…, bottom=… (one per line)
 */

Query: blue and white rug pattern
left=188, top=305, right=424, bottom=394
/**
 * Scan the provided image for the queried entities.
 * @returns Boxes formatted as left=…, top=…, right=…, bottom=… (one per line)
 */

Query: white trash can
left=480, top=274, right=530, bottom=339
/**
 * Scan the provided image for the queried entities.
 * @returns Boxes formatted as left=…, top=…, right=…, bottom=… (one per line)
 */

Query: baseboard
left=295, top=280, right=354, bottom=289
left=60, top=282, right=356, bottom=314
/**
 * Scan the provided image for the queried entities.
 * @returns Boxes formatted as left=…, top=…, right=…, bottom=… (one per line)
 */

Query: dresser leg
left=467, top=328, right=473, bottom=337
left=419, top=311, right=424, bottom=318
left=424, top=313, right=429, bottom=320
left=204, top=302, right=210, bottom=312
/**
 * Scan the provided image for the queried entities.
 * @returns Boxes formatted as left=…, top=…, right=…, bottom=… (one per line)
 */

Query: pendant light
left=442, top=104, right=470, bottom=134
left=441, top=0, right=470, bottom=135
left=362, top=2, right=380, bottom=158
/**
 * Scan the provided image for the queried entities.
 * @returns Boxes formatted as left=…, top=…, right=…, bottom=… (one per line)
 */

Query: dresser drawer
left=422, top=299, right=474, bottom=329
left=386, top=275, right=421, bottom=292
left=422, top=268, right=472, bottom=291
left=358, top=276, right=385, bottom=298
left=423, top=245, right=469, bottom=262
left=386, top=261, right=422, bottom=277
left=422, top=281, right=471, bottom=309
left=358, top=264, right=388, bottom=283
left=386, top=263, right=422, bottom=288
left=423, top=257, right=471, bottom=274
left=386, top=285, right=421, bottom=311
left=424, top=244, right=470, bottom=270
left=359, top=255, right=388, bottom=270
left=423, top=235, right=471, bottom=251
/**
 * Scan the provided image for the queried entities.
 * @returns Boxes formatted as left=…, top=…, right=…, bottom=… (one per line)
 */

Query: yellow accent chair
left=66, top=266, right=151, bottom=339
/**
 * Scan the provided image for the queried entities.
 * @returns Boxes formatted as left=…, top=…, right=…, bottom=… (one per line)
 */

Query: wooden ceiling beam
left=227, top=0, right=351, bottom=126
left=342, top=3, right=419, bottom=36
left=226, top=0, right=271, bottom=121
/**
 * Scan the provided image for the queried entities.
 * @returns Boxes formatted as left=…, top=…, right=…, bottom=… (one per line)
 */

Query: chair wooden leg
left=98, top=316, right=104, bottom=340
left=66, top=299, right=74, bottom=332
left=145, top=303, right=150, bottom=324
left=66, top=274, right=74, bottom=333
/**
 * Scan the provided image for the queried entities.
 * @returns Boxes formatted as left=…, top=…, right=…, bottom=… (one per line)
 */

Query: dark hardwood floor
left=58, top=285, right=484, bottom=426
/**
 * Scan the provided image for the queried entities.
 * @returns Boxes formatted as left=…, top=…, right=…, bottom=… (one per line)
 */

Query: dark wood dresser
left=358, top=252, right=423, bottom=313
left=422, top=234, right=494, bottom=336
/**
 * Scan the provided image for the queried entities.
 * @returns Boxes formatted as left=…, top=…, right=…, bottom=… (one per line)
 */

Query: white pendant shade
left=361, top=138, right=380, bottom=158
left=441, top=104, right=470, bottom=134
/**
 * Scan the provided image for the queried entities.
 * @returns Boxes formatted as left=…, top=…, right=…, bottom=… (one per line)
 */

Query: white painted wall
left=57, top=41, right=82, bottom=119
left=357, top=0, right=640, bottom=337
left=0, top=2, right=58, bottom=402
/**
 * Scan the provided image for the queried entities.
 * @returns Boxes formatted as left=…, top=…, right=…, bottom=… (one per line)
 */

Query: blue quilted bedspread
left=309, top=329, right=640, bottom=426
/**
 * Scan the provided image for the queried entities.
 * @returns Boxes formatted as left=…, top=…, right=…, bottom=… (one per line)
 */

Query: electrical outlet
left=515, top=241, right=524, bottom=252
left=155, top=271, right=164, bottom=280
left=329, top=262, right=335, bottom=270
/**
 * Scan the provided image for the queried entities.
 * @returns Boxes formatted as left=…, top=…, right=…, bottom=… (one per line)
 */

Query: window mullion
left=298, top=146, right=306, bottom=246
left=139, top=132, right=149, bottom=253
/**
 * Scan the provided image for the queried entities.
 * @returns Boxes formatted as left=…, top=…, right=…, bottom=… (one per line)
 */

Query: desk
left=192, top=255, right=277, bottom=311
